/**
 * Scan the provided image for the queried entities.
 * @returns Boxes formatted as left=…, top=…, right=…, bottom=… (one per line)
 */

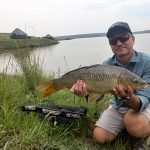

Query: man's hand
left=112, top=85, right=133, bottom=100
left=112, top=85, right=141, bottom=111
left=70, top=79, right=89, bottom=97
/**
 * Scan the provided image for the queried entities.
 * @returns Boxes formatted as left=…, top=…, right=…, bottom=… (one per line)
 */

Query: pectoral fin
left=96, top=94, right=105, bottom=103
left=87, top=93, right=103, bottom=105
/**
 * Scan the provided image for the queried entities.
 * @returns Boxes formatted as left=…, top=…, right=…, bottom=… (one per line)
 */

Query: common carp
left=37, top=64, right=148, bottom=103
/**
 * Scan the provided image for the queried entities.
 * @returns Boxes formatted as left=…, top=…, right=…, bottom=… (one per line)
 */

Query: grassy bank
left=0, top=33, right=58, bottom=50
left=0, top=56, right=125, bottom=150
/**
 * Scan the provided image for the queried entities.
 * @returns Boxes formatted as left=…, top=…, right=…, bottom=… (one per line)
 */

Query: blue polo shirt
left=103, top=50, right=150, bottom=112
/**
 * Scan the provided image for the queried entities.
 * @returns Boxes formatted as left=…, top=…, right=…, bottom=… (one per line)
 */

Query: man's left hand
left=112, top=85, right=133, bottom=100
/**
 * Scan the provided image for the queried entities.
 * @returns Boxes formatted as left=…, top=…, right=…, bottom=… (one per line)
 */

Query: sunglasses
left=109, top=33, right=132, bottom=45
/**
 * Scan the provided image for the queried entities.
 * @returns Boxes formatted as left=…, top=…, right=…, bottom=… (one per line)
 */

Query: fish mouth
left=141, top=83, right=148, bottom=89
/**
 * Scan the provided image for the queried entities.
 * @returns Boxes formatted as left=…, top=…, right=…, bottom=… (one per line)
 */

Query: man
left=70, top=22, right=150, bottom=149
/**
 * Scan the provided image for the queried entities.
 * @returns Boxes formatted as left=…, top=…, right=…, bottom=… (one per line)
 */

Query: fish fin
left=37, top=80, right=58, bottom=97
left=87, top=93, right=101, bottom=105
left=96, top=94, right=105, bottom=103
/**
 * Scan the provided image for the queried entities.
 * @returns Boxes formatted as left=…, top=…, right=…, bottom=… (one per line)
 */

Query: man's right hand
left=70, top=79, right=89, bottom=97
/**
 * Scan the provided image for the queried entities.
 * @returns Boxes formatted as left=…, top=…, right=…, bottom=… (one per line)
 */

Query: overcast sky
left=1, top=0, right=150, bottom=36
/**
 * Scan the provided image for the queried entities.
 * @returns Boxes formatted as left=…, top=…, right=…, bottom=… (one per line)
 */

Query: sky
left=1, top=0, right=150, bottom=37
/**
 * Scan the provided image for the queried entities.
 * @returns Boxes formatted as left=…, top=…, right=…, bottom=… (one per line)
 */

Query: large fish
left=37, top=64, right=148, bottom=103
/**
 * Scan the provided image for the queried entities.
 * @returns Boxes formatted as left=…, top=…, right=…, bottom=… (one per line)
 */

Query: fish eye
left=133, top=79, right=138, bottom=83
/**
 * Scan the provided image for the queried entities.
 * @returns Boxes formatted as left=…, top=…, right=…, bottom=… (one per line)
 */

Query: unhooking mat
left=21, top=100, right=88, bottom=124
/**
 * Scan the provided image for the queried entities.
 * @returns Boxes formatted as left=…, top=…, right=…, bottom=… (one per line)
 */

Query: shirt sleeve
left=137, top=95, right=150, bottom=112
left=135, top=60, right=150, bottom=112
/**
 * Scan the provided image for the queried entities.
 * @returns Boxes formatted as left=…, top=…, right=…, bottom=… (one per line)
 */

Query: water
left=0, top=33, right=150, bottom=76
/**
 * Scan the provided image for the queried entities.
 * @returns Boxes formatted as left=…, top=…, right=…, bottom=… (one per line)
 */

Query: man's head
left=106, top=22, right=135, bottom=61
left=106, top=22, right=133, bottom=38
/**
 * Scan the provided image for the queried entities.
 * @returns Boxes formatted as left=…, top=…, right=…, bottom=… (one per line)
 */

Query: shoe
left=125, top=135, right=150, bottom=150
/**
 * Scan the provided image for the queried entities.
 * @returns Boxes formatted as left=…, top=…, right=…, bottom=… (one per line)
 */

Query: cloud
left=0, top=0, right=150, bottom=36
left=84, top=2, right=107, bottom=11
left=119, top=1, right=150, bottom=18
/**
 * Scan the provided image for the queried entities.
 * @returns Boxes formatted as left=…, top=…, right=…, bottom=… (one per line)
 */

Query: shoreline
left=0, top=33, right=58, bottom=50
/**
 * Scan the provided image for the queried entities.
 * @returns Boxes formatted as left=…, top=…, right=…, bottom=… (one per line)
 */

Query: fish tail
left=37, top=80, right=58, bottom=97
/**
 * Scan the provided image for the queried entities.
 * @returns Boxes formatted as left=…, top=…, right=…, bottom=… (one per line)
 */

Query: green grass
left=0, top=33, right=58, bottom=50
left=0, top=55, right=126, bottom=150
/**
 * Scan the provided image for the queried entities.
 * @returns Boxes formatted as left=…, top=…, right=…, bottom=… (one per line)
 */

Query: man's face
left=108, top=31, right=135, bottom=58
